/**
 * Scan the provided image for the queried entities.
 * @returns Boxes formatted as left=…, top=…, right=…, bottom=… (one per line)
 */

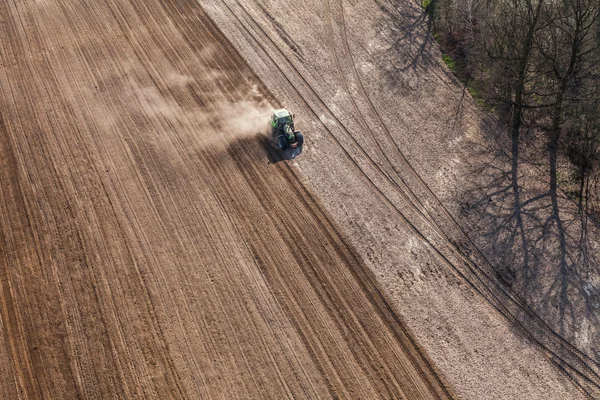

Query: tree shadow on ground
left=370, top=0, right=464, bottom=104
left=371, top=0, right=600, bottom=384
left=374, top=0, right=436, bottom=71
left=458, top=121, right=600, bottom=358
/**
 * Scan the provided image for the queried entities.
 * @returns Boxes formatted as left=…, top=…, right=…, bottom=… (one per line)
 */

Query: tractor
left=270, top=109, right=304, bottom=150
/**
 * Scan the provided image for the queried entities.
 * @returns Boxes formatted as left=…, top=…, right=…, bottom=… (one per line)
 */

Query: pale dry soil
left=0, top=0, right=456, bottom=398
left=201, top=0, right=599, bottom=398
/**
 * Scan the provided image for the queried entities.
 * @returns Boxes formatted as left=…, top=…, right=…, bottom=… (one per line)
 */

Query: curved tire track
left=0, top=0, right=452, bottom=398
left=212, top=0, right=600, bottom=397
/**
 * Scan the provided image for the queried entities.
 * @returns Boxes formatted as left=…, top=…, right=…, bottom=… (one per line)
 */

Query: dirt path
left=0, top=0, right=453, bottom=398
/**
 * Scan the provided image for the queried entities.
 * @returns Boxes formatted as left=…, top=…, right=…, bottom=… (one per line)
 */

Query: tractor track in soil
left=323, top=1, right=600, bottom=396
left=215, top=0, right=600, bottom=397
left=0, top=0, right=454, bottom=398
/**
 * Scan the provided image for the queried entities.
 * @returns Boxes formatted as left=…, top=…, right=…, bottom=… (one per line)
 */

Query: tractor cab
left=271, top=109, right=295, bottom=130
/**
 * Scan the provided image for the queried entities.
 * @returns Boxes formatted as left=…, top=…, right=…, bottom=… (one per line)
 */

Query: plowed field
left=0, top=0, right=451, bottom=398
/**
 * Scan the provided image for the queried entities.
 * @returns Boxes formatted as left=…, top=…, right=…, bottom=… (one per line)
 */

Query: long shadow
left=375, top=0, right=436, bottom=70
left=458, top=120, right=600, bottom=358
left=371, top=0, right=600, bottom=388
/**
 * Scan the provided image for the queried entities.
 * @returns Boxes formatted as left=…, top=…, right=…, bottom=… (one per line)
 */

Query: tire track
left=210, top=0, right=600, bottom=397
left=326, top=1, right=600, bottom=396
left=0, top=0, right=454, bottom=398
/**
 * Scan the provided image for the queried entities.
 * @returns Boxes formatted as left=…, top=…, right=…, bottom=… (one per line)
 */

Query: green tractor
left=270, top=109, right=304, bottom=150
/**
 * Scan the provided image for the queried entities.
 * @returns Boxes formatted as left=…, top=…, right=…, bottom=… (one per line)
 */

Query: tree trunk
left=510, top=0, right=545, bottom=273
left=548, top=10, right=581, bottom=324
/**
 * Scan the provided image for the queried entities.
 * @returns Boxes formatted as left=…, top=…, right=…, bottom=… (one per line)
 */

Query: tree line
left=430, top=0, right=600, bottom=229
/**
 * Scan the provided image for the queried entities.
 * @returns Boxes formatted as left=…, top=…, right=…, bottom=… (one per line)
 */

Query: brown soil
left=201, top=0, right=596, bottom=398
left=0, top=0, right=454, bottom=398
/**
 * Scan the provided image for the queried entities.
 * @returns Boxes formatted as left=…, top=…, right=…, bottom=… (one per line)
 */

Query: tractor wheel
left=295, top=131, right=304, bottom=146
left=278, top=136, right=289, bottom=150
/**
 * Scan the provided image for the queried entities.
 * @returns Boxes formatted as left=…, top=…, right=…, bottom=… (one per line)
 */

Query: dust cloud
left=80, top=44, right=276, bottom=149
left=211, top=82, right=273, bottom=145
left=134, top=70, right=274, bottom=148
left=218, top=99, right=272, bottom=137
